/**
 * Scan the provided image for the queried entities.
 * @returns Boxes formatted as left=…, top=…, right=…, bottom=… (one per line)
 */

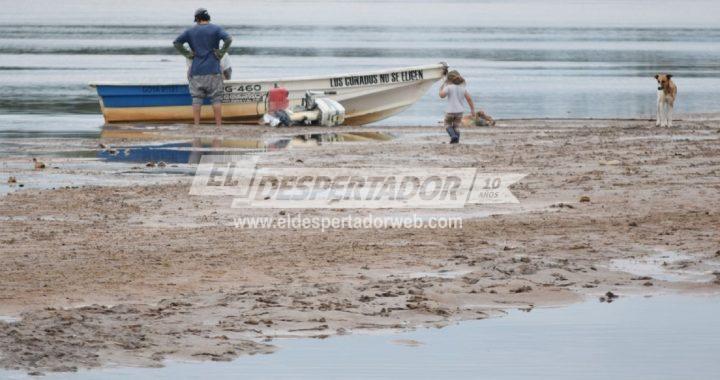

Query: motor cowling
left=314, top=98, right=345, bottom=126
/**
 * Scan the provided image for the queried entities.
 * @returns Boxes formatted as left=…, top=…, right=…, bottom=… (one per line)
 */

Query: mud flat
left=4, top=295, right=719, bottom=380
left=1, top=118, right=719, bottom=374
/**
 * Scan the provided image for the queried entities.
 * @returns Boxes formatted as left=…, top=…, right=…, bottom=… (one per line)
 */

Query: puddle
left=397, top=269, right=471, bottom=279
left=617, top=134, right=720, bottom=143
left=1, top=131, right=395, bottom=195
left=0, top=162, right=193, bottom=196
left=669, top=135, right=720, bottom=142
left=368, top=201, right=557, bottom=222
left=98, top=140, right=253, bottom=165
left=97, top=132, right=395, bottom=165
left=0, top=172, right=188, bottom=196
left=610, top=249, right=719, bottom=283
left=5, top=295, right=719, bottom=379
left=0, top=315, right=21, bottom=323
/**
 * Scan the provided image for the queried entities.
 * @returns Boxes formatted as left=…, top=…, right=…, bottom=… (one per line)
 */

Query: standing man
left=173, top=8, right=233, bottom=128
left=439, top=70, right=475, bottom=144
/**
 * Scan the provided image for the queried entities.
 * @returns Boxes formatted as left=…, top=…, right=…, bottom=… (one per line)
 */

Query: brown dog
left=655, top=73, right=677, bottom=127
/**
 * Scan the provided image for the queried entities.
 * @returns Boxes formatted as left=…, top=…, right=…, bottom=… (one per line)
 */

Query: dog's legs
left=667, top=102, right=674, bottom=128
left=661, top=101, right=669, bottom=127
left=660, top=102, right=665, bottom=127
left=656, top=96, right=662, bottom=127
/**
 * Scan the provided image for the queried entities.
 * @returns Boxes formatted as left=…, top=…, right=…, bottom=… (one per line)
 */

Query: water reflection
left=97, top=132, right=395, bottom=164
left=5, top=295, right=719, bottom=379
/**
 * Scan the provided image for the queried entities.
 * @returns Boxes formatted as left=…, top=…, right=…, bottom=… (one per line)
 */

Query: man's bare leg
left=212, top=102, right=222, bottom=129
left=192, top=104, right=202, bottom=127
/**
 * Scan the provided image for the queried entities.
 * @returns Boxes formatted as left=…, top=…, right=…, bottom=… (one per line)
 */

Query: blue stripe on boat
left=96, top=84, right=213, bottom=107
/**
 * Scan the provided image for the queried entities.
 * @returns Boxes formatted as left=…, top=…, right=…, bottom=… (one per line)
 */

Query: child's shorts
left=444, top=112, right=463, bottom=128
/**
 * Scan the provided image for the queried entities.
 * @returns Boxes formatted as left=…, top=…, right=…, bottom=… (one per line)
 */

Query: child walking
left=439, top=70, right=475, bottom=144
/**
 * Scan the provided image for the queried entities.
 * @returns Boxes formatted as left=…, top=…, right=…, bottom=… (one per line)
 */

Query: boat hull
left=91, top=63, right=446, bottom=125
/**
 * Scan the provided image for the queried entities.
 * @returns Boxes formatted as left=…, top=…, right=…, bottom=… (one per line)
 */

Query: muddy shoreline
left=1, top=119, right=719, bottom=374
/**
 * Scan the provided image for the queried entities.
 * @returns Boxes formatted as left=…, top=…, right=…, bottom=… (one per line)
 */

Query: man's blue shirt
left=174, top=24, right=229, bottom=77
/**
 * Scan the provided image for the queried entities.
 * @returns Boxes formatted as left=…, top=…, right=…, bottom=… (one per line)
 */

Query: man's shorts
left=444, top=112, right=463, bottom=128
left=189, top=74, right=224, bottom=105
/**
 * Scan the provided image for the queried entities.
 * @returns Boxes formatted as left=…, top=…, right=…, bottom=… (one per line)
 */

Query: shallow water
left=1, top=0, right=720, bottom=135
left=2, top=0, right=720, bottom=171
left=610, top=248, right=720, bottom=283
left=3, top=295, right=718, bottom=379
left=0, top=130, right=398, bottom=194
left=95, top=132, right=394, bottom=164
left=0, top=162, right=192, bottom=195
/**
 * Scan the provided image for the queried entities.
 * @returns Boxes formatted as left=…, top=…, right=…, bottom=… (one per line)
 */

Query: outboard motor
left=264, top=90, right=345, bottom=127
left=314, top=98, right=345, bottom=126
left=302, top=91, right=345, bottom=127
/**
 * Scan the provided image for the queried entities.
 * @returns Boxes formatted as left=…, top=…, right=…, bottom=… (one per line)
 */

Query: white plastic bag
left=262, top=113, right=281, bottom=127
left=185, top=54, right=232, bottom=77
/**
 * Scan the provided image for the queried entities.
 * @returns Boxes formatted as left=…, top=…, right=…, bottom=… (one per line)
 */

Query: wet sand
left=1, top=118, right=719, bottom=374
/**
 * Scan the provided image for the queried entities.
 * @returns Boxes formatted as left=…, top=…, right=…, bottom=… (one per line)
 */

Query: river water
left=2, top=295, right=719, bottom=379
left=1, top=0, right=719, bottom=132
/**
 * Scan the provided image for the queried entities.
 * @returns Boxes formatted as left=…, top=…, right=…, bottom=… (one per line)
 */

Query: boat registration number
left=222, top=84, right=264, bottom=103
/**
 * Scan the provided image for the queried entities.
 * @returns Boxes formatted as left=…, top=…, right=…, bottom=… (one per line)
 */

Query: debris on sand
left=579, top=196, right=591, bottom=202
left=462, top=111, right=496, bottom=127
left=599, top=291, right=619, bottom=303
left=157, top=161, right=167, bottom=168
left=32, top=158, right=46, bottom=170
left=510, top=285, right=532, bottom=294
left=7, top=176, right=16, bottom=184
left=145, top=161, right=157, bottom=168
